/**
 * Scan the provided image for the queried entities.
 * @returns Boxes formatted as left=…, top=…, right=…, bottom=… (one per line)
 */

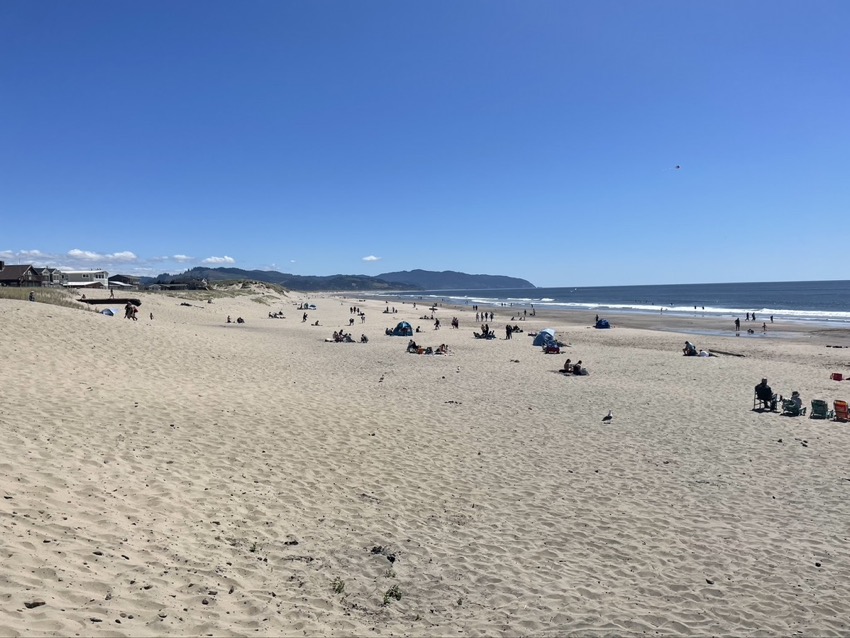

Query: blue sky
left=1, top=1, right=847, bottom=287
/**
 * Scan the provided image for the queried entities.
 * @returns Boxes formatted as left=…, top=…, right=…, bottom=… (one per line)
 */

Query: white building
left=60, top=269, right=109, bottom=288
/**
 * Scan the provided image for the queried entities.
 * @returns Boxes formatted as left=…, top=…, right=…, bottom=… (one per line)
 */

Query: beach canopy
left=595, top=318, right=611, bottom=329
left=532, top=328, right=557, bottom=347
left=391, top=321, right=413, bottom=336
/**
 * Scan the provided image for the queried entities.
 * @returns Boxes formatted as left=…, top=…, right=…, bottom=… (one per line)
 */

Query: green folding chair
left=810, top=399, right=834, bottom=420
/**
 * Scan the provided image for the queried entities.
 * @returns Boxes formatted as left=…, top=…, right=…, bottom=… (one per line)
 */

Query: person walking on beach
left=505, top=324, right=512, bottom=339
left=762, top=322, right=767, bottom=333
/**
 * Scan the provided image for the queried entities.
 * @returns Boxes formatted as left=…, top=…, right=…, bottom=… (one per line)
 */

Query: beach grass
left=0, top=287, right=93, bottom=311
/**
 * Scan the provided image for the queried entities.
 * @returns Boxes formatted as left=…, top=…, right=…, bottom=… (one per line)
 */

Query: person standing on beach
left=762, top=322, right=767, bottom=333
left=735, top=317, right=741, bottom=332
left=505, top=324, right=512, bottom=339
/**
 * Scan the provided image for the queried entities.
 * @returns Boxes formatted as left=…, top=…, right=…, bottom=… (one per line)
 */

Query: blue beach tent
left=595, top=319, right=611, bottom=329
left=391, top=321, right=413, bottom=336
left=532, top=328, right=557, bottom=348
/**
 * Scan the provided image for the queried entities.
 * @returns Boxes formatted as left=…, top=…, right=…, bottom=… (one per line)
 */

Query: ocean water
left=375, top=280, right=850, bottom=325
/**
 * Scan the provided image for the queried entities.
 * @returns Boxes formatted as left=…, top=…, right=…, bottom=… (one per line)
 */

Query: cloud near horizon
left=67, top=249, right=138, bottom=262
left=202, top=255, right=236, bottom=265
left=362, top=255, right=381, bottom=262
left=1, top=249, right=53, bottom=260
left=1, top=248, right=238, bottom=271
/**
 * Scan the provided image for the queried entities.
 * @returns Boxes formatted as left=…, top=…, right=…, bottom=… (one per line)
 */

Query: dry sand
left=2, top=287, right=850, bottom=636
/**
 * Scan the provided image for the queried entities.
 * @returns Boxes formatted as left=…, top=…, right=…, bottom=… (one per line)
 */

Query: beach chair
left=781, top=399, right=806, bottom=417
left=753, top=391, right=775, bottom=412
left=834, top=400, right=850, bottom=422
left=810, top=399, right=834, bottom=420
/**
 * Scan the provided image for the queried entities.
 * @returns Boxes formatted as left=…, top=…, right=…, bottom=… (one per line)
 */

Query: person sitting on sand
left=789, top=390, right=802, bottom=411
left=227, top=315, right=232, bottom=323
left=360, top=334, right=368, bottom=343
left=561, top=358, right=573, bottom=374
left=236, top=317, right=245, bottom=324
left=755, top=378, right=777, bottom=411
left=683, top=341, right=697, bottom=356
left=407, top=339, right=419, bottom=353
left=572, top=360, right=589, bottom=376
left=436, top=344, right=448, bottom=354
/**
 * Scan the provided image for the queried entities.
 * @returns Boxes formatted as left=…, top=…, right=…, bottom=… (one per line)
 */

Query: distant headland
left=144, top=267, right=536, bottom=292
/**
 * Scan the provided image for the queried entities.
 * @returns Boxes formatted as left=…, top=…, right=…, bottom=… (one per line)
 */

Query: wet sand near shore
left=361, top=293, right=850, bottom=348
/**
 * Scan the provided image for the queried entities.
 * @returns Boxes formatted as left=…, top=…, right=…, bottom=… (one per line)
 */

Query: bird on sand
left=602, top=410, right=613, bottom=423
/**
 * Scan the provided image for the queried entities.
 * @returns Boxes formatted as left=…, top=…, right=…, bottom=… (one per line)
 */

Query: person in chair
left=755, top=378, right=777, bottom=411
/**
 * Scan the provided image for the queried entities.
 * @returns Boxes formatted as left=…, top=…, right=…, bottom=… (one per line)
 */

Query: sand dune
left=2, top=289, right=849, bottom=636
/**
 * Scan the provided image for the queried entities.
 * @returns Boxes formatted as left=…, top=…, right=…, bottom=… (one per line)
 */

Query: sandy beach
left=2, top=287, right=850, bottom=636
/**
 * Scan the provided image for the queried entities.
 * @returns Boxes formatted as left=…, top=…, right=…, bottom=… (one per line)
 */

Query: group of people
left=268, top=311, right=285, bottom=319
left=682, top=341, right=713, bottom=357
left=755, top=378, right=800, bottom=413
left=504, top=324, right=524, bottom=339
left=734, top=316, right=770, bottom=335
left=560, top=359, right=589, bottom=376
left=124, top=302, right=138, bottom=320
left=226, top=315, right=245, bottom=324
left=474, top=323, right=496, bottom=339
left=406, top=339, right=449, bottom=355
left=328, top=331, right=359, bottom=343
left=475, top=311, right=494, bottom=322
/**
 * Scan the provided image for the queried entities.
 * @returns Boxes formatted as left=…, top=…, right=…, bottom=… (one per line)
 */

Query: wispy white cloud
left=1, top=249, right=55, bottom=260
left=202, top=255, right=236, bottom=265
left=362, top=255, right=381, bottom=262
left=172, top=254, right=192, bottom=263
left=67, top=249, right=138, bottom=263
left=20, top=249, right=52, bottom=259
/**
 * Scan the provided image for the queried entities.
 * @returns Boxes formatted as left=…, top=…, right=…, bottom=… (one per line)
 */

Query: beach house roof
left=0, top=264, right=42, bottom=286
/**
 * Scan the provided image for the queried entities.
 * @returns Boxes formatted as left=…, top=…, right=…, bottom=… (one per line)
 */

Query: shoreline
left=339, top=292, right=850, bottom=348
